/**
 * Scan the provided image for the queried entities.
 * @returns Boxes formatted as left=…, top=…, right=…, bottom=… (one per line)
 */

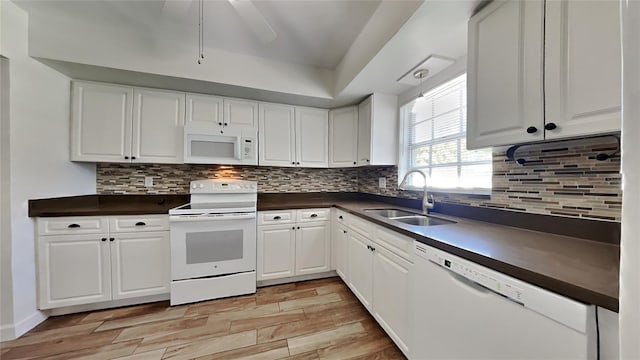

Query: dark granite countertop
left=29, top=192, right=620, bottom=311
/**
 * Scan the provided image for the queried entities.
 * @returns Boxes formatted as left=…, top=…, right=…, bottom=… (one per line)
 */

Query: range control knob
left=192, top=184, right=197, bottom=189
left=199, top=183, right=204, bottom=189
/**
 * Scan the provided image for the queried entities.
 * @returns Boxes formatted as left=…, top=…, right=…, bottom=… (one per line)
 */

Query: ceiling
left=16, top=0, right=381, bottom=70
left=14, top=0, right=483, bottom=107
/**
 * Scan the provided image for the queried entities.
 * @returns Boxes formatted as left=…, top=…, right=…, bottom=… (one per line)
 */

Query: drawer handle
left=68, top=223, right=81, bottom=228
left=273, top=216, right=281, bottom=220
left=135, top=222, right=146, bottom=226
left=310, top=214, right=318, bottom=218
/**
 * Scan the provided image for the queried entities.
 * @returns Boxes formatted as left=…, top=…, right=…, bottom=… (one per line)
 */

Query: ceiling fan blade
left=162, top=0, right=193, bottom=20
left=228, top=0, right=277, bottom=44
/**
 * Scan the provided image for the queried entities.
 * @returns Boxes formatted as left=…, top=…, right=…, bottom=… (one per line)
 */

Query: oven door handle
left=170, top=213, right=256, bottom=222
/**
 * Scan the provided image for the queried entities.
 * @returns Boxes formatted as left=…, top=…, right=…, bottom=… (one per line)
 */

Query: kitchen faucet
left=399, top=170, right=435, bottom=214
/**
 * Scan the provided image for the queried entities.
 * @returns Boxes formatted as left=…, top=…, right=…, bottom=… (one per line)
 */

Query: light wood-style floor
left=0, top=277, right=406, bottom=360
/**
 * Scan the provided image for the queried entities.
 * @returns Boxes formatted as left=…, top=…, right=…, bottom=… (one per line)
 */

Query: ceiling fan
left=161, top=0, right=277, bottom=44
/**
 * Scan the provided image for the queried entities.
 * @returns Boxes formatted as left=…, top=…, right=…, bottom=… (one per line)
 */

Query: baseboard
left=48, top=293, right=170, bottom=316
left=0, top=311, right=48, bottom=341
left=257, top=271, right=338, bottom=287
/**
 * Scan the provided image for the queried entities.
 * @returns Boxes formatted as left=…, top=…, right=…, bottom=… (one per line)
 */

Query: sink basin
left=391, top=215, right=455, bottom=227
left=364, top=209, right=417, bottom=218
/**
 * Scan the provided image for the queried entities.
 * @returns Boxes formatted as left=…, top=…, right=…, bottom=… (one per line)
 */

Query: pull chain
left=197, top=0, right=204, bottom=64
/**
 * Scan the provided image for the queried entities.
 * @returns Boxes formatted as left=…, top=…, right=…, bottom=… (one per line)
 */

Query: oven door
left=170, top=213, right=256, bottom=281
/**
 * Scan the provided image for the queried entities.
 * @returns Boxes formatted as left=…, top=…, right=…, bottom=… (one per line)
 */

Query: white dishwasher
left=410, top=241, right=597, bottom=360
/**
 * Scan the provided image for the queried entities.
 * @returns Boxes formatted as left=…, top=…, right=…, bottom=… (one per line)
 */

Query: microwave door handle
left=235, top=137, right=242, bottom=160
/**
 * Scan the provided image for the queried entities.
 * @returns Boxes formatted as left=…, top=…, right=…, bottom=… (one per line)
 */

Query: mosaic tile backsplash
left=358, top=137, right=622, bottom=221
left=96, top=137, right=622, bottom=221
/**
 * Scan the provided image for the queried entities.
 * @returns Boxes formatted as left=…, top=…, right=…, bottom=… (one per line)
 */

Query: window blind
left=400, top=74, right=492, bottom=191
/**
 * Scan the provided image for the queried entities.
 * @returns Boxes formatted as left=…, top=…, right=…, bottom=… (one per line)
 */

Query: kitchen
left=1, top=0, right=638, bottom=359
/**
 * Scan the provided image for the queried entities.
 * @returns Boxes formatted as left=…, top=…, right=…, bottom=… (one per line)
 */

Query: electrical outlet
left=144, top=176, right=153, bottom=187
left=378, top=177, right=387, bottom=189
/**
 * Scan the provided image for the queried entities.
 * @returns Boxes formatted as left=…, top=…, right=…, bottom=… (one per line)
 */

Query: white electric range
left=169, top=179, right=257, bottom=305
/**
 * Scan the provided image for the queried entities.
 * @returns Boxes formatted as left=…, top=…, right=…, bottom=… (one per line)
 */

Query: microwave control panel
left=242, top=138, right=255, bottom=159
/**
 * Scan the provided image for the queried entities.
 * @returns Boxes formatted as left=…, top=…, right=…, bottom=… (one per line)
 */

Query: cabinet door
left=259, top=103, right=296, bottom=167
left=372, top=245, right=412, bottom=354
left=295, top=222, right=331, bottom=275
left=70, top=81, right=133, bottom=162
left=466, top=0, right=545, bottom=149
left=186, top=93, right=223, bottom=126
left=257, top=224, right=296, bottom=280
left=38, top=234, right=111, bottom=309
left=110, top=231, right=170, bottom=300
left=132, top=88, right=185, bottom=163
left=296, top=107, right=329, bottom=168
left=225, top=98, right=258, bottom=128
left=357, top=97, right=372, bottom=165
left=335, top=224, right=349, bottom=282
left=544, top=0, right=621, bottom=139
left=329, top=106, right=358, bottom=168
left=347, top=231, right=373, bottom=310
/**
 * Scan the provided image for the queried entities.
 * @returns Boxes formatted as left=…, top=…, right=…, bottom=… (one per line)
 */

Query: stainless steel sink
left=392, top=215, right=455, bottom=227
left=364, top=209, right=418, bottom=218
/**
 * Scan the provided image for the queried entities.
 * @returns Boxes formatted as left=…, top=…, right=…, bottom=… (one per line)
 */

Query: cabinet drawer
left=374, top=225, right=413, bottom=261
left=346, top=214, right=372, bottom=238
left=109, top=215, right=169, bottom=233
left=38, top=217, right=107, bottom=236
left=258, top=210, right=296, bottom=225
left=297, top=208, right=330, bottom=223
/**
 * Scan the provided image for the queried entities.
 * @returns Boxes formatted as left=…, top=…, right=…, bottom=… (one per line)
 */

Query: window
left=399, top=74, right=492, bottom=193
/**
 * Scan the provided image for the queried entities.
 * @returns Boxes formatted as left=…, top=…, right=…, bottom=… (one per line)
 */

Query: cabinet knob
left=109, top=237, right=115, bottom=242
left=366, top=159, right=370, bottom=162
left=343, top=230, right=347, bottom=234
left=101, top=237, right=107, bottom=242
left=124, top=156, right=129, bottom=160
left=292, top=227, right=295, bottom=230
left=353, top=162, right=356, bottom=165
left=135, top=221, right=146, bottom=226
left=297, top=226, right=300, bottom=230
left=526, top=126, right=538, bottom=134
left=67, top=223, right=80, bottom=228
left=218, top=122, right=222, bottom=126
left=371, top=246, right=375, bottom=252
left=273, top=216, right=281, bottom=220
left=544, top=122, right=557, bottom=131
left=291, top=161, right=295, bottom=165
left=338, top=216, right=343, bottom=220
left=296, top=162, right=300, bottom=165
left=131, top=156, right=136, bottom=160
left=224, top=123, right=228, bottom=126
left=367, top=245, right=371, bottom=250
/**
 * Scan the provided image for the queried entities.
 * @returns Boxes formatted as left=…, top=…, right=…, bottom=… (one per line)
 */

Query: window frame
left=398, top=73, right=492, bottom=195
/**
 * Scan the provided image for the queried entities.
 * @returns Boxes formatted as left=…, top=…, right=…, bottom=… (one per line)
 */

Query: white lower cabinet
left=372, top=244, right=411, bottom=354
left=257, top=224, right=296, bottom=280
left=38, top=234, right=112, bottom=309
left=338, top=211, right=412, bottom=357
left=347, top=231, right=374, bottom=310
left=36, top=215, right=170, bottom=310
left=110, top=231, right=170, bottom=300
left=257, top=209, right=331, bottom=281
left=295, top=222, right=330, bottom=275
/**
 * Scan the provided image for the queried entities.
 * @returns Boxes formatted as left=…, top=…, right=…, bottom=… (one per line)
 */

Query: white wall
left=0, top=1, right=96, bottom=340
left=620, top=0, right=640, bottom=358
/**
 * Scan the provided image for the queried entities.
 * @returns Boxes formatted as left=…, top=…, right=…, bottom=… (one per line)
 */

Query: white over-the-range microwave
left=184, top=123, right=257, bottom=165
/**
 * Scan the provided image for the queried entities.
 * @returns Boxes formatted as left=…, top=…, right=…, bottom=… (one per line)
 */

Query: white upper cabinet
left=259, top=103, right=329, bottom=168
left=70, top=81, right=133, bottom=162
left=132, top=88, right=185, bottom=163
left=295, top=107, right=329, bottom=168
left=259, top=103, right=296, bottom=167
left=544, top=0, right=621, bottom=139
left=467, top=0, right=545, bottom=149
left=225, top=98, right=258, bottom=128
left=357, top=93, right=398, bottom=166
left=467, top=0, right=621, bottom=149
left=186, top=93, right=223, bottom=126
left=329, top=106, right=358, bottom=168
